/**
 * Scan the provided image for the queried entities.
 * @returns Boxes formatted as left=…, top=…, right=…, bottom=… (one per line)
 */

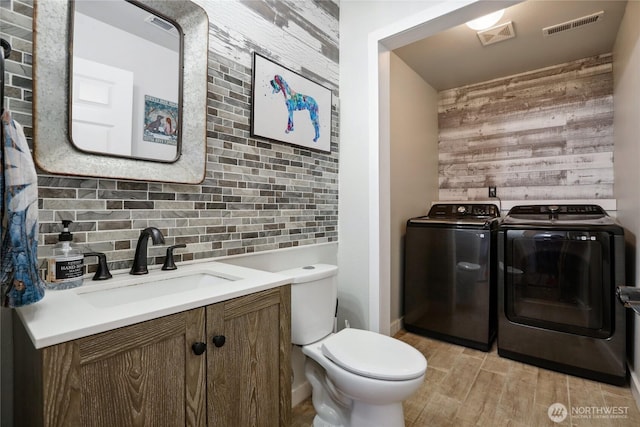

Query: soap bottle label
left=48, top=256, right=84, bottom=283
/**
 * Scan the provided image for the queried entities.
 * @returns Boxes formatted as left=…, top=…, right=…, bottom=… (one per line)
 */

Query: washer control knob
left=457, top=205, right=467, bottom=214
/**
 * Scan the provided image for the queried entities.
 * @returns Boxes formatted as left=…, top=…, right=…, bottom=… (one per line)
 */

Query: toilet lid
left=321, top=329, right=427, bottom=381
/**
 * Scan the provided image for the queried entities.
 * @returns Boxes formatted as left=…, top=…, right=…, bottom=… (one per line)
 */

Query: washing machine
left=403, top=203, right=500, bottom=351
left=498, top=204, right=627, bottom=385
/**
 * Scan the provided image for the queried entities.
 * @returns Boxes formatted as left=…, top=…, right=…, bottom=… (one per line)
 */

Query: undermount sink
left=77, top=271, right=237, bottom=308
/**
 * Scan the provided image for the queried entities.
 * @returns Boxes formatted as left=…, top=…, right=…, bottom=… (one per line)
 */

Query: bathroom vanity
left=12, top=263, right=291, bottom=426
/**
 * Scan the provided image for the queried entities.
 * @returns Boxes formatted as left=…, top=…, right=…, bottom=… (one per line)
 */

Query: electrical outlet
left=489, top=186, right=497, bottom=198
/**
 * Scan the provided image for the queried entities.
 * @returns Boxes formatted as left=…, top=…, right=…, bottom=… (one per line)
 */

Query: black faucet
left=162, top=244, right=187, bottom=271
left=130, top=227, right=165, bottom=275
left=83, top=252, right=113, bottom=280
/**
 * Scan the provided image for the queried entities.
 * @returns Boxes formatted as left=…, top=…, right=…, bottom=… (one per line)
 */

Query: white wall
left=338, top=0, right=453, bottom=334
left=613, top=0, right=640, bottom=406
left=339, top=0, right=516, bottom=333
left=389, top=52, right=439, bottom=331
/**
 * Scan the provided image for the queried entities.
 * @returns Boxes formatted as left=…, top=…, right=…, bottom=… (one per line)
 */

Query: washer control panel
left=428, top=203, right=500, bottom=219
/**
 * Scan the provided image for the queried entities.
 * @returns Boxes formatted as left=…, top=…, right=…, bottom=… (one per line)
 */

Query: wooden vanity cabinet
left=206, top=285, right=291, bottom=427
left=13, top=285, right=291, bottom=427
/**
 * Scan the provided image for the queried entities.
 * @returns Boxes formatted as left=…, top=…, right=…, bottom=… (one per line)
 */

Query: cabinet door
left=41, top=309, right=206, bottom=427
left=206, top=286, right=291, bottom=427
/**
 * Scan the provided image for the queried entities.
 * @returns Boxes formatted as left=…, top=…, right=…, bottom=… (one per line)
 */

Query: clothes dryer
left=498, top=204, right=626, bottom=385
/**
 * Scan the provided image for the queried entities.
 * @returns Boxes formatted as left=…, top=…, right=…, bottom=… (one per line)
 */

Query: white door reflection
left=72, top=57, right=133, bottom=157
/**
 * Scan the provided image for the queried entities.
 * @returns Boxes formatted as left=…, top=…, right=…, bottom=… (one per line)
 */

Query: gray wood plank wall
left=438, top=54, right=613, bottom=201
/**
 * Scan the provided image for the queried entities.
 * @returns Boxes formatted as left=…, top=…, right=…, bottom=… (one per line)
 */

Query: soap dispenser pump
left=47, top=220, right=84, bottom=290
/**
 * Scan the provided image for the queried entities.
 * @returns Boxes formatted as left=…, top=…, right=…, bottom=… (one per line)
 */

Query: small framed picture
left=251, top=53, right=332, bottom=152
left=143, top=95, right=179, bottom=146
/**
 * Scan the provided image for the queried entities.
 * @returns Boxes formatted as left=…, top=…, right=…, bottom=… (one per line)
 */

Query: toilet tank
left=278, top=264, right=338, bottom=345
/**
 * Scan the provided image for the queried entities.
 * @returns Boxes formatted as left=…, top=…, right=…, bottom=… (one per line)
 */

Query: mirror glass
left=34, top=0, right=208, bottom=184
left=71, top=0, right=180, bottom=161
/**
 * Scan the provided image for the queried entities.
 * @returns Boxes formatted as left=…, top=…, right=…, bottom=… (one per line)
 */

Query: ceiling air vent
left=145, top=15, right=178, bottom=37
left=477, top=21, right=515, bottom=46
left=542, top=11, right=604, bottom=37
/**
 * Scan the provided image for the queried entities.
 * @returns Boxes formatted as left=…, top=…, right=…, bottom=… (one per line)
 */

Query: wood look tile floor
left=292, top=330, right=640, bottom=426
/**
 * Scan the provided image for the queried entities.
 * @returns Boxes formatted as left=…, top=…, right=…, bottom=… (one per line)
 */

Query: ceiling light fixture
left=466, top=9, right=505, bottom=31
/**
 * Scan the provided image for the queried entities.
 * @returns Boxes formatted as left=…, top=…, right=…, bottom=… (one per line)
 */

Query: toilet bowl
left=303, top=328, right=426, bottom=426
left=280, top=264, right=427, bottom=427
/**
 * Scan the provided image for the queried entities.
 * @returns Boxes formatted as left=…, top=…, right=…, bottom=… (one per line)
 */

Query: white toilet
left=280, top=264, right=427, bottom=427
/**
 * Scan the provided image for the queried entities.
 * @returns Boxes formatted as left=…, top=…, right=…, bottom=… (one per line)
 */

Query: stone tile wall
left=1, top=0, right=339, bottom=276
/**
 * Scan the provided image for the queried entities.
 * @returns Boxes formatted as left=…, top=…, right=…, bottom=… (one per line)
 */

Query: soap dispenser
left=47, top=220, right=84, bottom=290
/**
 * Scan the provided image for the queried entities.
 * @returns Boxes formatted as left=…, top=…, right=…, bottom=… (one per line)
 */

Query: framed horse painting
left=251, top=53, right=332, bottom=152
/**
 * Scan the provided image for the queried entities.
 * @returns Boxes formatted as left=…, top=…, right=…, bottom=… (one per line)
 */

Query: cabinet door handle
left=192, top=342, right=207, bottom=355
left=212, top=335, right=226, bottom=347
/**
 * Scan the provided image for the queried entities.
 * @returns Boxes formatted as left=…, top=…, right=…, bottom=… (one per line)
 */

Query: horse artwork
left=251, top=53, right=331, bottom=152
left=270, top=75, right=320, bottom=142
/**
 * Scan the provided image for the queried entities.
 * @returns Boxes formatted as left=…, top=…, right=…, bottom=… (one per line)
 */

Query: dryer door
left=504, top=229, right=613, bottom=338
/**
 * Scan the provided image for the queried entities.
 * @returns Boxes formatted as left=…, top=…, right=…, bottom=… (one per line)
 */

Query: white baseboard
left=390, top=317, right=403, bottom=336
left=292, top=381, right=312, bottom=407
left=631, top=369, right=640, bottom=411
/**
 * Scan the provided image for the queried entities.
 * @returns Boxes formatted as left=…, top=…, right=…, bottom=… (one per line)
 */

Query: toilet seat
left=321, top=329, right=427, bottom=381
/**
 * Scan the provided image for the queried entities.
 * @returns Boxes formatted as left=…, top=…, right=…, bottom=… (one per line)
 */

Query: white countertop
left=15, top=261, right=291, bottom=349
